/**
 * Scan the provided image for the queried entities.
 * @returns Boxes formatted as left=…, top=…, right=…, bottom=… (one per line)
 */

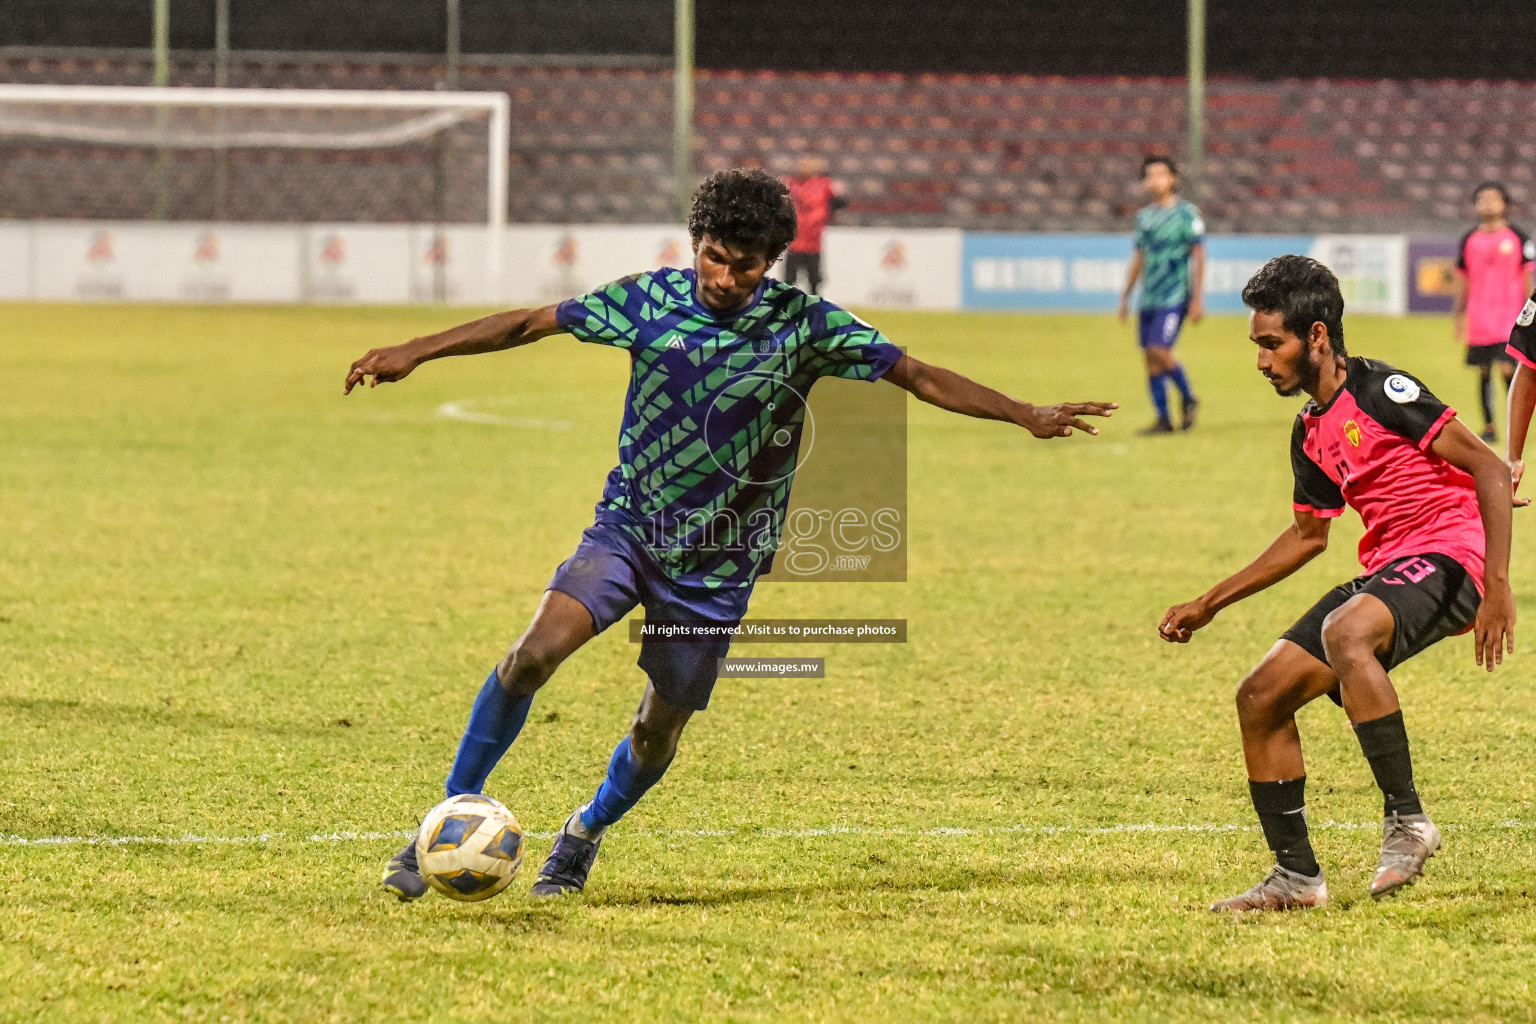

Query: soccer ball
left=415, top=793, right=525, bottom=902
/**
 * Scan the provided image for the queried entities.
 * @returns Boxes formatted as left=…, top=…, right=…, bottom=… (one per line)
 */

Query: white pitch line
left=3, top=819, right=1531, bottom=850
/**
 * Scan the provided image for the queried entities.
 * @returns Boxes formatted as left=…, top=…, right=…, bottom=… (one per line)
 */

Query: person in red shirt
left=783, top=156, right=845, bottom=295
left=1160, top=255, right=1516, bottom=913
left=1453, top=182, right=1536, bottom=442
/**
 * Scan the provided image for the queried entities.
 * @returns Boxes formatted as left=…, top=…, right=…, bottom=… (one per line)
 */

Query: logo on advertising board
left=305, top=233, right=356, bottom=301
left=538, top=233, right=582, bottom=302
left=76, top=230, right=124, bottom=299
left=181, top=231, right=232, bottom=301
left=866, top=240, right=917, bottom=308
left=410, top=232, right=456, bottom=303
left=656, top=236, right=687, bottom=269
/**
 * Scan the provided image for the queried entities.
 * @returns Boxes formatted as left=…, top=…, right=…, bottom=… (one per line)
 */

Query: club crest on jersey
left=1383, top=374, right=1420, bottom=404
left=1518, top=299, right=1536, bottom=328
left=1343, top=419, right=1361, bottom=447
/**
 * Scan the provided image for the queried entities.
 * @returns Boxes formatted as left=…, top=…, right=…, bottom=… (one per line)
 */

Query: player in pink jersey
left=1160, top=256, right=1516, bottom=913
left=1453, top=182, right=1535, bottom=442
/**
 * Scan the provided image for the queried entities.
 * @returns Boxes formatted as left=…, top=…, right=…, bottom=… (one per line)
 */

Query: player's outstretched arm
left=344, top=304, right=564, bottom=394
left=1159, top=510, right=1331, bottom=643
left=881, top=354, right=1116, bottom=439
left=1430, top=417, right=1519, bottom=670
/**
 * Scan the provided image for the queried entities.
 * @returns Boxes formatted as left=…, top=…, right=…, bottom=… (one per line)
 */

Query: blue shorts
left=546, top=521, right=753, bottom=711
left=1138, top=304, right=1188, bottom=349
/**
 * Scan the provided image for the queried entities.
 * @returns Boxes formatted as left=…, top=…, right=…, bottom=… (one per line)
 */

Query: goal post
left=0, top=83, right=510, bottom=301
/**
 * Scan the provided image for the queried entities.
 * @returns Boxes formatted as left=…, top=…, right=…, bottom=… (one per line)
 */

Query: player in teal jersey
left=346, top=170, right=1117, bottom=900
left=1118, top=156, right=1206, bottom=434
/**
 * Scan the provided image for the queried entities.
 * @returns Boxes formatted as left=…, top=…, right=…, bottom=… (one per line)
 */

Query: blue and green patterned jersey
left=555, top=267, right=902, bottom=589
left=1133, top=199, right=1205, bottom=309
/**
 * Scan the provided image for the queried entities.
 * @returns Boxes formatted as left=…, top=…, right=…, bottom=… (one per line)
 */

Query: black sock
left=1353, top=710, right=1423, bottom=817
left=1480, top=374, right=1495, bottom=425
left=1249, top=777, right=1321, bottom=877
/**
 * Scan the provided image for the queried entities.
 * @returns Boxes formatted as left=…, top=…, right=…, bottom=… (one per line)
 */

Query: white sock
left=565, top=805, right=607, bottom=842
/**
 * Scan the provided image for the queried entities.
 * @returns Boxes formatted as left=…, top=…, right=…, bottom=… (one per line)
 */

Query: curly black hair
left=687, top=169, right=798, bottom=261
left=1241, top=254, right=1347, bottom=357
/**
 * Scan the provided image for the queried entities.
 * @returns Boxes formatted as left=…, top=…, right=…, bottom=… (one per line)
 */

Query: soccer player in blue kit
left=1118, top=155, right=1205, bottom=434
left=345, top=170, right=1118, bottom=899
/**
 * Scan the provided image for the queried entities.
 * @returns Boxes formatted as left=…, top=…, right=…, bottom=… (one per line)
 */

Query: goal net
left=0, top=84, right=509, bottom=298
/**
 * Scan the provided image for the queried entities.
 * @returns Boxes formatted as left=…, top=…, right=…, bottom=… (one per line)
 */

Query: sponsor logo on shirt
left=1384, top=374, right=1421, bottom=404
left=1519, top=299, right=1536, bottom=328
left=1343, top=419, right=1362, bottom=447
left=667, top=336, right=686, bottom=350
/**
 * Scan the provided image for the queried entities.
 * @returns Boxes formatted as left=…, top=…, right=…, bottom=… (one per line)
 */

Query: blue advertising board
left=961, top=233, right=1316, bottom=313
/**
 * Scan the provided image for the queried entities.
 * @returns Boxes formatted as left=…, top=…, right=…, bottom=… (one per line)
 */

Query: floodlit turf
left=4, top=301, right=1536, bottom=1022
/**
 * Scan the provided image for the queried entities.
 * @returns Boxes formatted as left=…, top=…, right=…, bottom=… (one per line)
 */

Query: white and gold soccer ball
left=415, top=793, right=525, bottom=902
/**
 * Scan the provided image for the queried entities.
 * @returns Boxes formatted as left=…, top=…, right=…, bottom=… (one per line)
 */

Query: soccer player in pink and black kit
left=1160, top=256, right=1516, bottom=912
left=1453, top=181, right=1535, bottom=442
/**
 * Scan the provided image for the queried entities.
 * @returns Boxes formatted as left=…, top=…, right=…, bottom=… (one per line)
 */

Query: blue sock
left=444, top=669, right=533, bottom=797
left=1166, top=363, right=1195, bottom=403
left=1148, top=372, right=1171, bottom=422
left=578, top=736, right=672, bottom=833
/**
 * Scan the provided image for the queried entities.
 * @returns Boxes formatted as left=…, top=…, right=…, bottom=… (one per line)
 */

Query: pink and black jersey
left=1291, top=358, right=1484, bottom=586
left=1503, top=289, right=1536, bottom=369
left=1457, top=226, right=1535, bottom=346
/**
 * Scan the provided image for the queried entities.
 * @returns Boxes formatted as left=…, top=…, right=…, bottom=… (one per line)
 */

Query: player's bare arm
left=343, top=304, right=564, bottom=393
left=1187, top=242, right=1206, bottom=324
left=1159, top=509, right=1331, bottom=642
left=1117, top=249, right=1143, bottom=323
left=1507, top=362, right=1536, bottom=490
left=882, top=353, right=1117, bottom=438
left=1428, top=417, right=1518, bottom=668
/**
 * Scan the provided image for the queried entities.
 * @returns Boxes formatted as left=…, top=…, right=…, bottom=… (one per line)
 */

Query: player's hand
left=1158, top=599, right=1213, bottom=643
left=1018, top=401, right=1118, bottom=438
left=345, top=343, right=421, bottom=394
left=1117, top=297, right=1130, bottom=324
left=1510, top=459, right=1529, bottom=507
left=1187, top=296, right=1204, bottom=325
left=1472, top=579, right=1516, bottom=671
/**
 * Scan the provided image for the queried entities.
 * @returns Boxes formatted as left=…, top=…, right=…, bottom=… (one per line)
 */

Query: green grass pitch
left=3, top=302, right=1536, bottom=1022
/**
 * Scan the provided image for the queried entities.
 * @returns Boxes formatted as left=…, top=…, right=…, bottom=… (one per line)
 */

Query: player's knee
left=495, top=641, right=563, bottom=696
left=1235, top=668, right=1285, bottom=726
left=1319, top=610, right=1377, bottom=671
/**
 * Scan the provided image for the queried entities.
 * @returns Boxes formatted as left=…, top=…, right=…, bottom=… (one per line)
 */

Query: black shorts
left=784, top=251, right=822, bottom=286
left=1466, top=344, right=1516, bottom=368
left=1281, top=552, right=1481, bottom=698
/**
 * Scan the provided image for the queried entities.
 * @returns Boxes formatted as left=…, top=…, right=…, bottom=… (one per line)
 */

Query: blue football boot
left=530, top=813, right=603, bottom=896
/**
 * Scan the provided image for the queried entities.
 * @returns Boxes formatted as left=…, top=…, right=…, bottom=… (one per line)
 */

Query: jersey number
left=1385, top=557, right=1437, bottom=585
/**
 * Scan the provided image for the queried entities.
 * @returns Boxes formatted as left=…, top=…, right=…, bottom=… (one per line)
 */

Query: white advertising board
left=503, top=225, right=692, bottom=305
left=408, top=226, right=496, bottom=306
left=819, top=227, right=963, bottom=310
left=300, top=225, right=412, bottom=304
left=1309, top=234, right=1408, bottom=315
left=0, top=224, right=31, bottom=299
left=29, top=223, right=301, bottom=302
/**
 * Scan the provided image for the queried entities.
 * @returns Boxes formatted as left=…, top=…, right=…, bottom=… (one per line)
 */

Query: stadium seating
left=2, top=53, right=1533, bottom=232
